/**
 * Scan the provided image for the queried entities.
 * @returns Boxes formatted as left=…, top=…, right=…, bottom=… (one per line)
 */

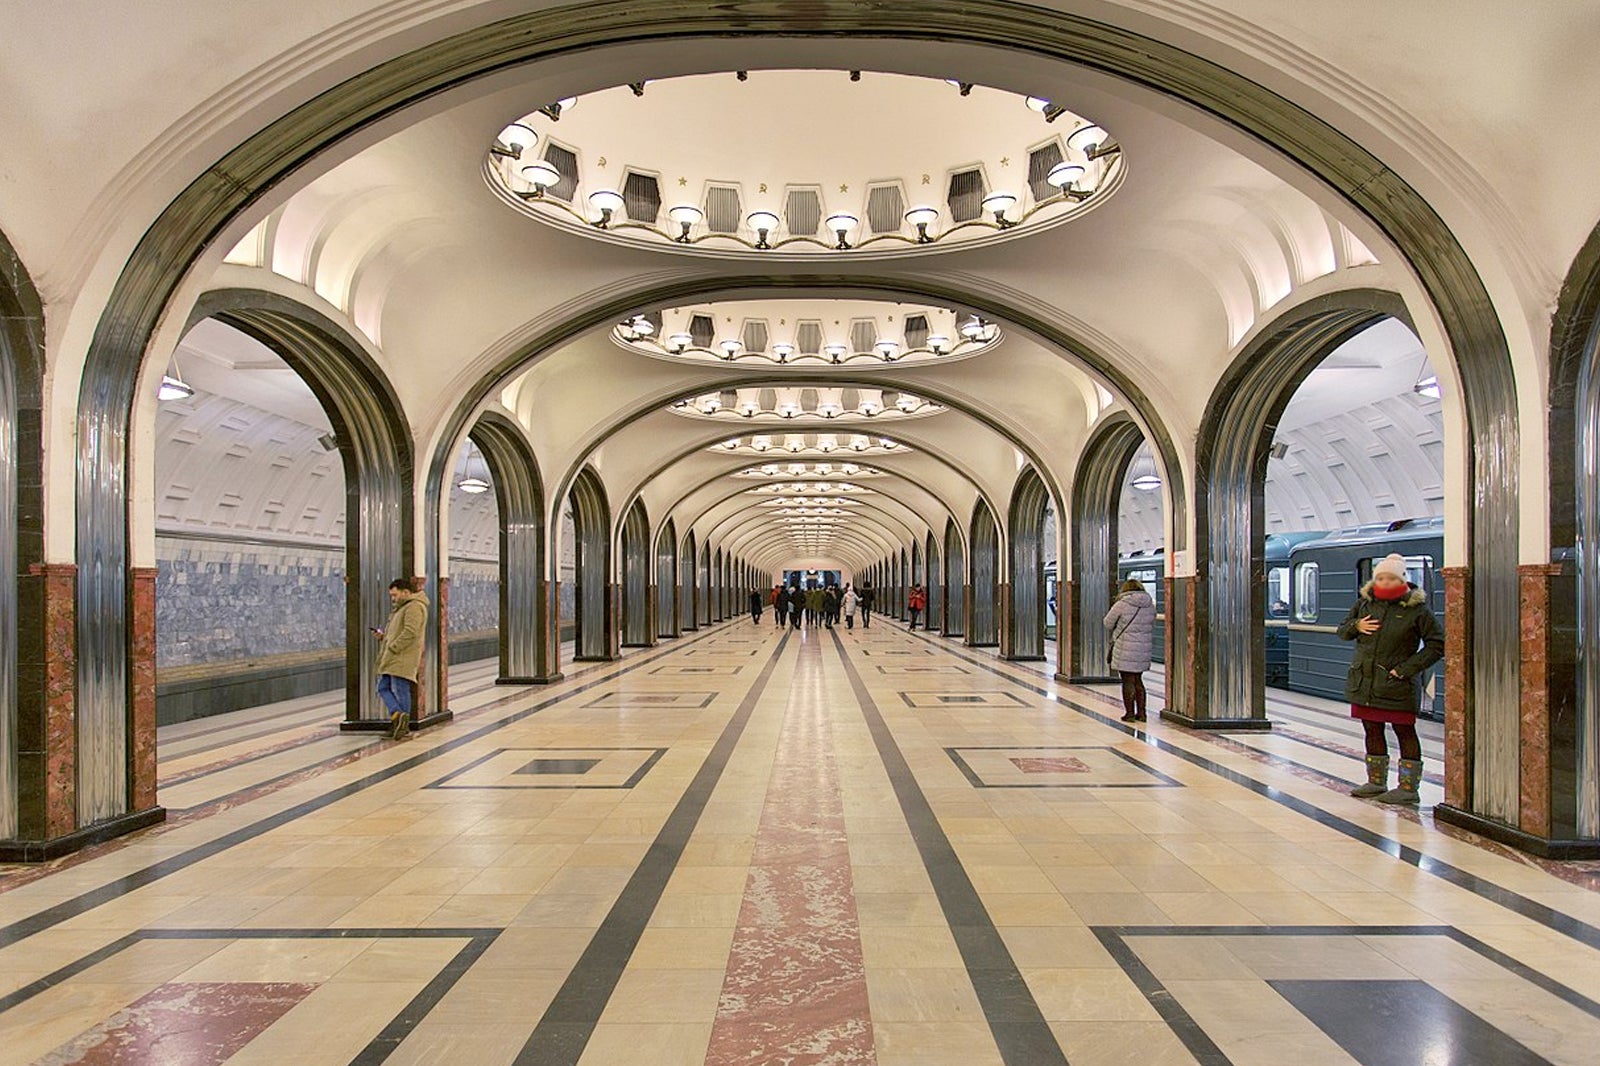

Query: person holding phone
left=374, top=577, right=429, bottom=740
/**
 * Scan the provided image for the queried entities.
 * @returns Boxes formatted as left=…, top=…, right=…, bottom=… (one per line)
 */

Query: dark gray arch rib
left=655, top=517, right=678, bottom=638
left=468, top=410, right=552, bottom=682
left=1071, top=414, right=1145, bottom=684
left=679, top=531, right=697, bottom=632
left=969, top=500, right=1001, bottom=647
left=1548, top=227, right=1600, bottom=840
left=621, top=499, right=652, bottom=647
left=925, top=531, right=942, bottom=632
left=569, top=467, right=613, bottom=661
left=0, top=227, right=44, bottom=842
left=1007, top=467, right=1051, bottom=661
left=944, top=518, right=966, bottom=637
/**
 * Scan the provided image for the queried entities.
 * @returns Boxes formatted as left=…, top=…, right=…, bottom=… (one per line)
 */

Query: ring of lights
left=670, top=385, right=942, bottom=421
left=485, top=71, right=1124, bottom=260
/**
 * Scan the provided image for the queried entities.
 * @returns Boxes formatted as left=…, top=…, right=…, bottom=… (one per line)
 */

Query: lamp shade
left=981, top=191, right=1018, bottom=214
left=588, top=189, right=625, bottom=214
left=1066, top=123, right=1107, bottom=154
left=668, top=204, right=704, bottom=225
left=875, top=340, right=900, bottom=359
left=521, top=161, right=560, bottom=188
left=927, top=334, right=950, bottom=352
left=824, top=213, right=858, bottom=233
left=1131, top=473, right=1161, bottom=491
left=457, top=476, right=491, bottom=494
left=668, top=332, right=693, bottom=349
left=1025, top=96, right=1051, bottom=112
left=747, top=210, right=780, bottom=232
left=903, top=205, right=939, bottom=228
left=771, top=343, right=795, bottom=359
left=498, top=123, right=537, bottom=153
left=1046, top=162, right=1086, bottom=188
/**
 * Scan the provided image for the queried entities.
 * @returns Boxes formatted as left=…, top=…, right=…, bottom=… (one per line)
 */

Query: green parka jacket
left=375, top=591, right=429, bottom=682
left=1336, top=582, right=1444, bottom=712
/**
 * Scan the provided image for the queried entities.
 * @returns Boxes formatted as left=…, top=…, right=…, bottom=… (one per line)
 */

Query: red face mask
left=1372, top=582, right=1407, bottom=601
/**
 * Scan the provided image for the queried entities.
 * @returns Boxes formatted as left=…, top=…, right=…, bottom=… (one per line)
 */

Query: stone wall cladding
left=448, top=557, right=500, bottom=635
left=155, top=536, right=346, bottom=667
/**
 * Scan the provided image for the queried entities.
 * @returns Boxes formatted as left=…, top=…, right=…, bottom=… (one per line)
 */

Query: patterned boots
left=1350, top=755, right=1389, bottom=797
left=1375, top=758, right=1422, bottom=805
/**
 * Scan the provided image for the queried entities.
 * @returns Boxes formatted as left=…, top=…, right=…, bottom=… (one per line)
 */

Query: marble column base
left=498, top=673, right=564, bottom=685
left=0, top=804, right=166, bottom=863
left=1160, top=708, right=1274, bottom=732
left=1433, top=803, right=1600, bottom=860
left=339, top=710, right=453, bottom=733
left=1441, top=565, right=1471, bottom=808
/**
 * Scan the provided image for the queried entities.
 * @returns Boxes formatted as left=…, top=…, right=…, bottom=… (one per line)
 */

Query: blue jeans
left=377, top=674, right=412, bottom=716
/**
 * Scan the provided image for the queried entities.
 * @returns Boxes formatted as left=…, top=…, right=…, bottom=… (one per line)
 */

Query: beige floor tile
left=871, top=1021, right=1004, bottom=1066
left=384, top=1023, right=532, bottom=1066
left=1023, top=967, right=1160, bottom=1022
left=865, top=968, right=985, bottom=1022
left=628, top=926, right=736, bottom=969
left=860, top=924, right=965, bottom=969
left=999, top=926, right=1119, bottom=969
left=1050, top=1020, right=1198, bottom=1066
left=853, top=891, right=949, bottom=927
left=598, top=968, right=724, bottom=1024
left=982, top=892, right=1085, bottom=927
left=579, top=1023, right=713, bottom=1066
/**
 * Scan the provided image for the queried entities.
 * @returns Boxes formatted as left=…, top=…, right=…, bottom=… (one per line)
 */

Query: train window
left=1130, top=568, right=1158, bottom=598
left=1359, top=555, right=1432, bottom=590
left=1266, top=566, right=1290, bottom=618
left=1294, top=562, right=1320, bottom=622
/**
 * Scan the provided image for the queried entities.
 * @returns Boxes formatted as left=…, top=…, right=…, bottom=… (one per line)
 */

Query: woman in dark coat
left=1339, top=553, right=1444, bottom=804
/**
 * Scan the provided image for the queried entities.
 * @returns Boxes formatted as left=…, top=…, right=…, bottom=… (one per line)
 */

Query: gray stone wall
left=156, top=536, right=345, bottom=667
left=449, top=558, right=500, bottom=635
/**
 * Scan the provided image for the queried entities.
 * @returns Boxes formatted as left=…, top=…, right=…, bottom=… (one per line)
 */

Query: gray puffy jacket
left=1104, top=589, right=1156, bottom=672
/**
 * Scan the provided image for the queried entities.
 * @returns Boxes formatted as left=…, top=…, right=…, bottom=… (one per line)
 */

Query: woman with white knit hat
left=1337, top=552, right=1445, bottom=804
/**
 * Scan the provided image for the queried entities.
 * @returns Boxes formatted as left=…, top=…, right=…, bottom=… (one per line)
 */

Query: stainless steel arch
left=568, top=467, right=613, bottom=661
left=621, top=499, right=652, bottom=647
left=944, top=518, right=966, bottom=638
left=468, top=410, right=553, bottom=683
left=1070, top=415, right=1145, bottom=684
left=1007, top=467, right=1052, bottom=661
left=655, top=518, right=678, bottom=639
left=969, top=501, right=1000, bottom=646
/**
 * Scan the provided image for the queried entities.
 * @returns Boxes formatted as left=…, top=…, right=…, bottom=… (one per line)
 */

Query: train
left=1042, top=517, right=1446, bottom=720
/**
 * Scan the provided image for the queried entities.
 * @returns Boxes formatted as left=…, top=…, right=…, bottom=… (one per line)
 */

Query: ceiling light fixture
left=719, top=339, right=742, bottom=359
left=824, top=343, right=848, bottom=364
left=457, top=442, right=492, bottom=494
left=875, top=340, right=900, bottom=361
left=494, top=122, right=538, bottom=158
left=825, top=213, right=858, bottom=250
left=157, top=374, right=193, bottom=402
left=520, top=161, right=561, bottom=198
left=981, top=191, right=1018, bottom=228
left=927, top=334, right=950, bottom=355
left=904, top=205, right=939, bottom=243
left=1046, top=162, right=1087, bottom=195
left=747, top=210, right=780, bottom=249
left=668, top=204, right=703, bottom=242
left=1067, top=123, right=1113, bottom=158
left=588, top=189, right=624, bottom=227
left=772, top=342, right=794, bottom=363
left=1131, top=473, right=1162, bottom=491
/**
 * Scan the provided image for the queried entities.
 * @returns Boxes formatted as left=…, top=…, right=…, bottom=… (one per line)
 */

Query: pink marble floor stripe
left=38, top=981, right=315, bottom=1065
left=704, top=643, right=876, bottom=1065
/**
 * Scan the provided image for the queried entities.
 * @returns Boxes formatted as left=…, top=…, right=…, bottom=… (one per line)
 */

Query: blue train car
left=1265, top=532, right=1327, bottom=686
left=1117, top=550, right=1166, bottom=665
left=1286, top=517, right=1446, bottom=720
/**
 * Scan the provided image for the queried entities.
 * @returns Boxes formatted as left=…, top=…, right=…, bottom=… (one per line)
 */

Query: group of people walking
left=755, top=582, right=876, bottom=630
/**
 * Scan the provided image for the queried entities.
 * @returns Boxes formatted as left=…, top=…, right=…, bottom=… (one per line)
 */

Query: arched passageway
left=621, top=500, right=652, bottom=647
left=1071, top=415, right=1145, bottom=684
left=1006, top=468, right=1051, bottom=662
left=568, top=467, right=613, bottom=662
left=656, top=518, right=678, bottom=639
left=698, top=541, right=712, bottom=627
left=968, top=500, right=1000, bottom=647
left=469, top=411, right=555, bottom=684
left=679, top=532, right=698, bottom=632
left=943, top=519, right=966, bottom=638
left=925, top=532, right=942, bottom=632
left=0, top=231, right=44, bottom=848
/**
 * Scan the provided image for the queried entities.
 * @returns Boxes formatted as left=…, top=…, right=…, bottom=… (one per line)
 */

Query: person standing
left=823, top=584, right=840, bottom=629
left=859, top=581, right=875, bottom=628
left=841, top=584, right=858, bottom=630
left=1103, top=578, right=1154, bottom=722
left=1340, top=553, right=1444, bottom=805
left=806, top=584, right=824, bottom=627
left=908, top=584, right=927, bottom=630
left=373, top=577, right=429, bottom=739
left=749, top=587, right=763, bottom=624
left=771, top=584, right=785, bottom=627
left=789, top=585, right=804, bottom=629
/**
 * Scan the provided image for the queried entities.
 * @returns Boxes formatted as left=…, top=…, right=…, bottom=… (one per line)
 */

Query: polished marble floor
left=3, top=619, right=1598, bottom=1064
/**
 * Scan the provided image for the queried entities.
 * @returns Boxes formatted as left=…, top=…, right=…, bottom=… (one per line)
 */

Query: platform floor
left=2, top=619, right=1597, bottom=1065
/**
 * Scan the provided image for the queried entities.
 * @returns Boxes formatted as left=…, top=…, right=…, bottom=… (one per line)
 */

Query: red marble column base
left=129, top=567, right=159, bottom=812
left=1517, top=563, right=1561, bottom=837
left=1441, top=565, right=1472, bottom=809
left=1157, top=573, right=1201, bottom=725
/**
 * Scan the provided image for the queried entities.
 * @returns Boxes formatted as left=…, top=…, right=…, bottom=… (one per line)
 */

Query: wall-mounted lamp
left=747, top=210, right=780, bottom=249
left=904, top=205, right=939, bottom=243
left=521, top=161, right=560, bottom=198
left=494, top=123, right=537, bottom=158
left=668, top=204, right=704, bottom=242
left=588, top=189, right=624, bottom=227
left=981, top=191, right=1018, bottom=228
left=825, top=213, right=858, bottom=250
